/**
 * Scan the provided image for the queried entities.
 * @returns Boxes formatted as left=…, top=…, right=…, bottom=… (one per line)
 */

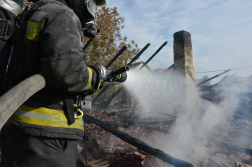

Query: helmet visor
left=86, top=0, right=96, bottom=19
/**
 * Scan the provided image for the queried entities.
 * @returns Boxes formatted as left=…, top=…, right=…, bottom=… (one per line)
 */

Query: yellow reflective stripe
left=10, top=105, right=84, bottom=130
left=13, top=110, right=84, bottom=126
left=19, top=105, right=62, bottom=115
left=25, top=21, right=40, bottom=42
left=82, top=67, right=93, bottom=91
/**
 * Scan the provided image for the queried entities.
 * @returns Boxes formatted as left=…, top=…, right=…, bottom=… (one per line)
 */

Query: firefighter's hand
left=94, top=63, right=106, bottom=79
left=92, top=63, right=105, bottom=90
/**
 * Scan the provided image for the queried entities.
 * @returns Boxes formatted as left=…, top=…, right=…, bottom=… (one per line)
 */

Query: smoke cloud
left=123, top=70, right=246, bottom=166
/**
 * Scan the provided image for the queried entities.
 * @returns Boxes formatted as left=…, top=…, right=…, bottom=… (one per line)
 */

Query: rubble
left=74, top=104, right=252, bottom=167
left=84, top=113, right=193, bottom=167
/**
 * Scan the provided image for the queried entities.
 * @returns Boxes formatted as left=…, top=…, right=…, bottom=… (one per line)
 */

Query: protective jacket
left=5, top=0, right=97, bottom=140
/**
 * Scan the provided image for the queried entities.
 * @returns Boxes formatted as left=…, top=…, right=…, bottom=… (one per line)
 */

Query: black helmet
left=64, top=0, right=107, bottom=38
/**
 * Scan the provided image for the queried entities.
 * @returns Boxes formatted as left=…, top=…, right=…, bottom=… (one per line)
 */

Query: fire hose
left=0, top=74, right=46, bottom=129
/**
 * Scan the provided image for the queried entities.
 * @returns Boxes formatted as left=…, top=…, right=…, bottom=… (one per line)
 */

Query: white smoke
left=123, top=70, right=247, bottom=166
left=124, top=70, right=186, bottom=117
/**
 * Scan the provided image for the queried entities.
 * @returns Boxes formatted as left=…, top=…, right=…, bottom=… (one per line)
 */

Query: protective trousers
left=0, top=124, right=79, bottom=167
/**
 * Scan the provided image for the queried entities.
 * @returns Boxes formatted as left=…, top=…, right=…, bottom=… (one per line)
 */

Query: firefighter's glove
left=92, top=63, right=105, bottom=90
left=94, top=63, right=106, bottom=78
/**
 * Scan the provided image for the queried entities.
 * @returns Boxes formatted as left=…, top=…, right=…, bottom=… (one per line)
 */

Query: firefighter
left=0, top=0, right=106, bottom=166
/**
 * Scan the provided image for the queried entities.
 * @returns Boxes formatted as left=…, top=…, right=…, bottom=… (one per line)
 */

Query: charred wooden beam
left=197, top=69, right=231, bottom=86
left=104, top=120, right=170, bottom=134
left=104, top=109, right=132, bottom=116
left=105, top=46, right=127, bottom=69
left=84, top=114, right=194, bottom=167
left=134, top=119, right=175, bottom=126
left=127, top=43, right=151, bottom=66
left=139, top=41, right=168, bottom=70
left=103, top=118, right=175, bottom=129
left=103, top=121, right=130, bottom=128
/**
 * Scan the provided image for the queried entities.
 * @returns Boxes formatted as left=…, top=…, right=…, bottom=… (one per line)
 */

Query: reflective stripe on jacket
left=9, top=105, right=85, bottom=140
left=10, top=105, right=84, bottom=130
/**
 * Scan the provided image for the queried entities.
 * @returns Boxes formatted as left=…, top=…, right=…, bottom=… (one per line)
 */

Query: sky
left=106, top=0, right=252, bottom=83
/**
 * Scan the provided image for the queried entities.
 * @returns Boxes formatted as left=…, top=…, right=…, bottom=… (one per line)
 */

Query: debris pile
left=76, top=106, right=252, bottom=167
left=76, top=108, right=173, bottom=167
